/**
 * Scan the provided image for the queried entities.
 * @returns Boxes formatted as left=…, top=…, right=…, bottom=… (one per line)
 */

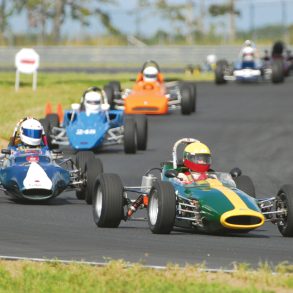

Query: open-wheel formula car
left=215, top=41, right=290, bottom=85
left=104, top=60, right=196, bottom=115
left=0, top=147, right=103, bottom=204
left=42, top=87, right=148, bottom=154
left=92, top=138, right=293, bottom=237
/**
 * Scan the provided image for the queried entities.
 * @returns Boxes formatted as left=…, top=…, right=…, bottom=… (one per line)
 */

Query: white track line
left=0, top=255, right=235, bottom=273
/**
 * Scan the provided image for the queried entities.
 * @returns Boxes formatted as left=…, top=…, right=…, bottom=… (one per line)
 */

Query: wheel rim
left=95, top=185, right=103, bottom=218
left=149, top=191, right=159, bottom=225
left=276, top=192, right=288, bottom=230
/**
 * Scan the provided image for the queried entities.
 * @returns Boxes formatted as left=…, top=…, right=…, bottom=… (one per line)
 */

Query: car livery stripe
left=206, top=179, right=248, bottom=209
left=206, top=179, right=265, bottom=229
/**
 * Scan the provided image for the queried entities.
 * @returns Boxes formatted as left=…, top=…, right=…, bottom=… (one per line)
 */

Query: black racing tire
left=46, top=113, right=59, bottom=128
left=276, top=185, right=293, bottom=237
left=182, top=82, right=197, bottom=112
left=75, top=151, right=100, bottom=200
left=189, top=82, right=197, bottom=113
left=234, top=175, right=256, bottom=198
left=123, top=116, right=137, bottom=154
left=103, top=84, right=115, bottom=110
left=41, top=115, right=58, bottom=150
left=271, top=60, right=284, bottom=84
left=84, top=157, right=103, bottom=204
left=135, top=115, right=148, bottom=151
left=93, top=173, right=124, bottom=228
left=148, top=181, right=176, bottom=234
left=109, top=81, right=121, bottom=93
left=180, top=84, right=192, bottom=115
left=215, top=60, right=228, bottom=85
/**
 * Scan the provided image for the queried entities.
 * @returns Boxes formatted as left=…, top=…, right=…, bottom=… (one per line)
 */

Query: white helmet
left=20, top=118, right=43, bottom=146
left=84, top=91, right=102, bottom=113
left=143, top=66, right=159, bottom=82
left=244, top=40, right=252, bottom=47
left=206, top=54, right=217, bottom=65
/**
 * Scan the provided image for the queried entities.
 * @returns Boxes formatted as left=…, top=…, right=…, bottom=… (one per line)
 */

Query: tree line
left=0, top=0, right=291, bottom=46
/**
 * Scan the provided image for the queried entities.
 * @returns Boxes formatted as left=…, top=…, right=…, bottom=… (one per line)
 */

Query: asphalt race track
left=1, top=80, right=293, bottom=269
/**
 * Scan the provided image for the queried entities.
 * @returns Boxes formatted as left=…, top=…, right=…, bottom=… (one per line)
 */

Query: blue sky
left=9, top=0, right=293, bottom=38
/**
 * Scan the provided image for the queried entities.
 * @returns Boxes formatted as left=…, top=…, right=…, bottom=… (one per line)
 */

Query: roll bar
left=172, top=138, right=200, bottom=169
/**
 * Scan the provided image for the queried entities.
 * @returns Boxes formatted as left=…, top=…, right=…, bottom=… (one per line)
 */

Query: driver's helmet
left=84, top=90, right=102, bottom=113
left=143, top=66, right=159, bottom=82
left=244, top=40, right=252, bottom=47
left=242, top=40, right=255, bottom=61
left=20, top=118, right=43, bottom=146
left=183, top=141, right=211, bottom=173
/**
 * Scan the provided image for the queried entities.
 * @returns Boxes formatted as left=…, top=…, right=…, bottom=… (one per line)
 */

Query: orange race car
left=104, top=61, right=197, bottom=115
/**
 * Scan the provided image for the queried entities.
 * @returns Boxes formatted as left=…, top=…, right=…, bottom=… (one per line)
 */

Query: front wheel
left=135, top=115, right=148, bottom=150
left=93, top=174, right=124, bottom=228
left=276, top=185, right=293, bottom=237
left=234, top=175, right=256, bottom=198
left=148, top=181, right=176, bottom=234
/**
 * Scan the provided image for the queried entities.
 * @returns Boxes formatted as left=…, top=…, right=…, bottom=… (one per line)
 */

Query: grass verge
left=0, top=260, right=292, bottom=293
left=0, top=71, right=212, bottom=144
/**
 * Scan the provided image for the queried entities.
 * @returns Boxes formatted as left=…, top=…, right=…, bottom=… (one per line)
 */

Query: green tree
left=209, top=0, right=240, bottom=41
left=154, top=0, right=198, bottom=44
left=0, top=0, right=23, bottom=36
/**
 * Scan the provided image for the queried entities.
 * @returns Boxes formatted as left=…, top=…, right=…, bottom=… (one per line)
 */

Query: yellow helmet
left=183, top=142, right=211, bottom=172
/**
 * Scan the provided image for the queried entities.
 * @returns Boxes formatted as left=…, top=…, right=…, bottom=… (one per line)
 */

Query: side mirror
left=71, top=103, right=81, bottom=111
left=230, top=167, right=242, bottom=178
left=165, top=169, right=179, bottom=178
left=1, top=149, right=11, bottom=155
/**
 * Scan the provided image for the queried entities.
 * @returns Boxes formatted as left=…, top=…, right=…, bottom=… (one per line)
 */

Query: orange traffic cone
left=57, top=103, right=63, bottom=124
left=45, top=102, right=52, bottom=116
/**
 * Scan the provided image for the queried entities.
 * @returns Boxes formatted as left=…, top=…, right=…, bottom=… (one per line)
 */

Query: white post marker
left=15, top=48, right=40, bottom=91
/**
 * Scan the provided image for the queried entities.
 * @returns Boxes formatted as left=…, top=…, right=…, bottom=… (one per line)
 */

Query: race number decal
left=76, top=129, right=96, bottom=135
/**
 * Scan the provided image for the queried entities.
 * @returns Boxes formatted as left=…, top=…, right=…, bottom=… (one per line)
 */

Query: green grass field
left=0, top=71, right=212, bottom=147
left=0, top=260, right=292, bottom=293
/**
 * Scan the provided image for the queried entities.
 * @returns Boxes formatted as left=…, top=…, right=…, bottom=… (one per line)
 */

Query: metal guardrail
left=0, top=45, right=291, bottom=68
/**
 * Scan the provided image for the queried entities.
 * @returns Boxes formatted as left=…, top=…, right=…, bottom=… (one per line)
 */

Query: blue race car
left=43, top=87, right=148, bottom=153
left=0, top=146, right=102, bottom=203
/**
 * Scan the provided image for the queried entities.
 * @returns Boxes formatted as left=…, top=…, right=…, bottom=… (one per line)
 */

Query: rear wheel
left=123, top=116, right=137, bottom=154
left=84, top=157, right=103, bottom=204
left=75, top=151, right=102, bottom=200
left=234, top=175, right=256, bottom=198
left=182, top=82, right=196, bottom=112
left=180, top=85, right=192, bottom=115
left=148, top=181, right=176, bottom=234
left=215, top=60, right=228, bottom=84
left=271, top=60, right=284, bottom=84
left=40, top=114, right=59, bottom=150
left=93, top=174, right=124, bottom=228
left=135, top=115, right=148, bottom=150
left=276, top=185, right=293, bottom=237
left=109, top=80, right=121, bottom=98
left=47, top=113, right=59, bottom=128
left=104, top=84, right=115, bottom=109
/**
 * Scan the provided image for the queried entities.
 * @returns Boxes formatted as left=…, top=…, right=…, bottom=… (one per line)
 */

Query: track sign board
left=15, top=48, right=39, bottom=74
left=15, top=48, right=40, bottom=91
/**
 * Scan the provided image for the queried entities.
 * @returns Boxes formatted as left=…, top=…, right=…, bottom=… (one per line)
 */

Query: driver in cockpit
left=177, top=141, right=212, bottom=184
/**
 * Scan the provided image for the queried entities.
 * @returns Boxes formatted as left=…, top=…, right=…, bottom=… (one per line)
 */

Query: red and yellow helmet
left=183, top=142, right=211, bottom=172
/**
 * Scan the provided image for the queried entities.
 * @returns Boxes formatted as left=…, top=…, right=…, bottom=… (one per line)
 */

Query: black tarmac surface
left=1, top=81, right=293, bottom=269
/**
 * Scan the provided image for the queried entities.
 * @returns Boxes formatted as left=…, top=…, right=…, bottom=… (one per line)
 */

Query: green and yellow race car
left=92, top=138, right=293, bottom=237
